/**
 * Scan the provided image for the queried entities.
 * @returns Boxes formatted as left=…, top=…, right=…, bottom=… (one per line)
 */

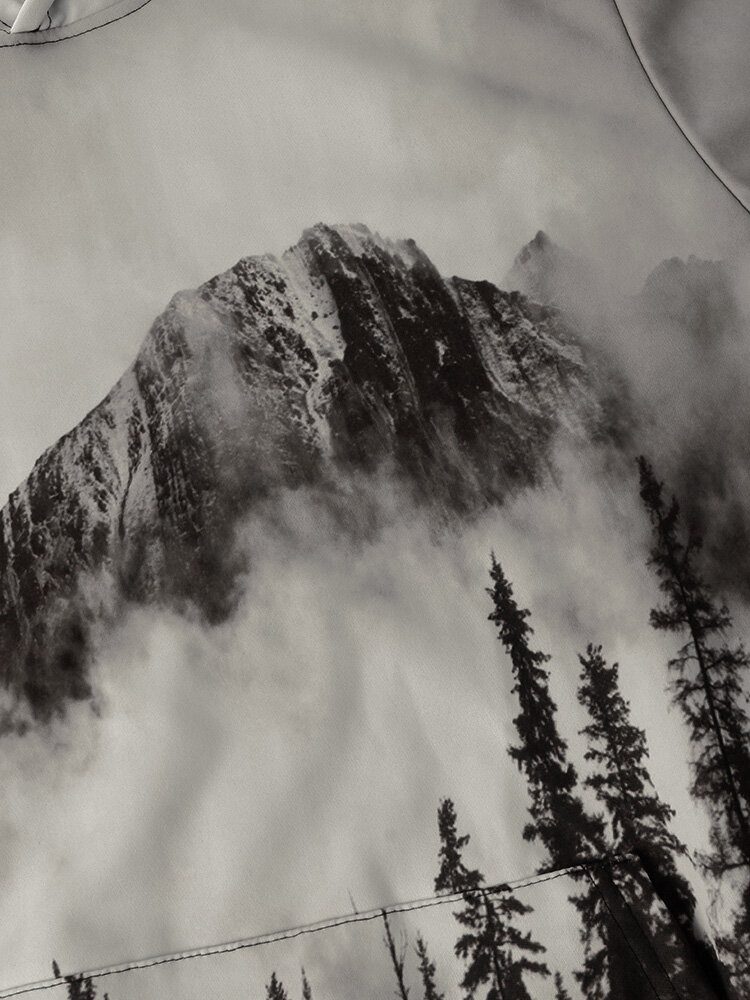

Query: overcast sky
left=1, top=0, right=750, bottom=501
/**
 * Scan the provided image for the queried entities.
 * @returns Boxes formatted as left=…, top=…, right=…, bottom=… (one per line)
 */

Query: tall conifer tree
left=415, top=935, right=444, bottom=1000
left=577, top=644, right=692, bottom=885
left=486, top=556, right=665, bottom=1000
left=435, top=799, right=547, bottom=1000
left=486, top=556, right=604, bottom=864
left=578, top=642, right=701, bottom=987
left=638, top=456, right=750, bottom=971
left=638, top=457, right=750, bottom=866
left=266, top=973, right=289, bottom=1000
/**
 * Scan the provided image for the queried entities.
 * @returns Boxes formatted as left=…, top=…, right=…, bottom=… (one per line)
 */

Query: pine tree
left=638, top=456, right=750, bottom=967
left=577, top=643, right=693, bottom=889
left=486, top=556, right=604, bottom=865
left=578, top=642, right=701, bottom=987
left=266, top=972, right=289, bottom=1000
left=486, top=556, right=671, bottom=1000
left=435, top=798, right=548, bottom=1000
left=51, top=963, right=97, bottom=1000
left=301, top=968, right=313, bottom=1000
left=415, top=935, right=444, bottom=1000
left=436, top=797, right=482, bottom=897
left=638, top=457, right=750, bottom=862
left=382, top=910, right=411, bottom=1000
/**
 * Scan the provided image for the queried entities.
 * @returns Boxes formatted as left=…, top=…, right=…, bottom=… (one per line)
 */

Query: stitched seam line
left=606, top=866, right=681, bottom=999
left=0, top=852, right=632, bottom=998
left=0, top=0, right=154, bottom=47
left=611, top=0, right=750, bottom=217
left=585, top=866, right=672, bottom=1000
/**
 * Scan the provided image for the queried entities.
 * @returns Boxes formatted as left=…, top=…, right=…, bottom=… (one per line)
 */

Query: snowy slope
left=0, top=224, right=606, bottom=722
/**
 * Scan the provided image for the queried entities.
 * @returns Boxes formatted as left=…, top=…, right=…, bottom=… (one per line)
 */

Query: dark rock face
left=0, top=224, right=606, bottom=722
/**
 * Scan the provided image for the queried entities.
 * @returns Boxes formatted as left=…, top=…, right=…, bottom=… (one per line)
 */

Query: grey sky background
left=1, top=0, right=750, bottom=503
left=32, top=871, right=584, bottom=1000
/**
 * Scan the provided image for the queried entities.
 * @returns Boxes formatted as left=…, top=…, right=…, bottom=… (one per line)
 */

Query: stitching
left=611, top=0, right=750, bottom=217
left=0, top=0, right=154, bottom=48
left=585, top=868, right=661, bottom=998
left=606, top=865, right=681, bottom=999
left=585, top=867, right=664, bottom=999
left=0, top=854, right=631, bottom=999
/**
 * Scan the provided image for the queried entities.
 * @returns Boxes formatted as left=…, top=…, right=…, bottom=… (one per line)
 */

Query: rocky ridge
left=0, top=224, right=608, bottom=721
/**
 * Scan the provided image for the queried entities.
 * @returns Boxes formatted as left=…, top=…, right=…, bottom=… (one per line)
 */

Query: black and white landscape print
left=1, top=219, right=750, bottom=1000
left=28, top=853, right=729, bottom=1000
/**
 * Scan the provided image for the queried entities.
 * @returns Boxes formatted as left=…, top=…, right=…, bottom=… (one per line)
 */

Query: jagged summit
left=0, top=224, right=606, bottom=724
left=295, top=222, right=428, bottom=269
left=512, top=229, right=555, bottom=265
left=505, top=230, right=588, bottom=307
left=521, top=230, right=553, bottom=257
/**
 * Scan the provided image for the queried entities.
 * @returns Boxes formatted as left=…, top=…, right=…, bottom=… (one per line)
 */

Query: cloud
left=0, top=452, right=708, bottom=994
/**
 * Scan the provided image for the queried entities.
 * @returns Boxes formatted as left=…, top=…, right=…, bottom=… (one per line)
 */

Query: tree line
left=256, top=458, right=749, bottom=998
left=50, top=457, right=750, bottom=999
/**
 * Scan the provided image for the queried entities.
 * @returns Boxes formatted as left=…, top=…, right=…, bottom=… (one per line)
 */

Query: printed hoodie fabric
left=1, top=3, right=749, bottom=999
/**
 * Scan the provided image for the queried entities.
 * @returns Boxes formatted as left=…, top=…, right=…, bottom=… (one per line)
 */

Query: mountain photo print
left=2, top=3, right=750, bottom=1000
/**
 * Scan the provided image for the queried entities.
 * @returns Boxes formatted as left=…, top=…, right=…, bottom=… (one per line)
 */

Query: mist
left=0, top=447, right=714, bottom=995
left=509, top=223, right=750, bottom=600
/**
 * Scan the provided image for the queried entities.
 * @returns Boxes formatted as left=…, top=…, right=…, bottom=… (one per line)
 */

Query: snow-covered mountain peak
left=0, top=224, right=608, bottom=726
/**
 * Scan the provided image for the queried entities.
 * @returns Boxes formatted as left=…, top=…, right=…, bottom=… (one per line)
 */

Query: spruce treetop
left=266, top=972, right=289, bottom=1000
left=487, top=555, right=604, bottom=864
